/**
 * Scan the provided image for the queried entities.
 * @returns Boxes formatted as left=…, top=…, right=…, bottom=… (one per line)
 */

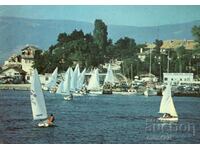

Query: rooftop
left=146, top=39, right=198, bottom=50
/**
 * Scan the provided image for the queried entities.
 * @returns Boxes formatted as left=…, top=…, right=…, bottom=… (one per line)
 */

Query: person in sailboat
left=163, top=113, right=172, bottom=118
left=47, top=114, right=55, bottom=125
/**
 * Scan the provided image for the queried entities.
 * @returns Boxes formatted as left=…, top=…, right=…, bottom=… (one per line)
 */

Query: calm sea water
left=0, top=90, right=200, bottom=144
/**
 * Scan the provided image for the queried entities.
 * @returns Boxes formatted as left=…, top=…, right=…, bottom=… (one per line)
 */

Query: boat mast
left=149, top=48, right=152, bottom=75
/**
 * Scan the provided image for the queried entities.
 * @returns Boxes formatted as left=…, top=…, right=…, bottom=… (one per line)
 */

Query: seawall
left=0, top=84, right=30, bottom=91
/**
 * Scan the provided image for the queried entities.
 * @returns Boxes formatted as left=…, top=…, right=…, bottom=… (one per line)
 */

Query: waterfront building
left=0, top=66, right=26, bottom=83
left=1, top=45, right=41, bottom=83
left=163, top=73, right=193, bottom=85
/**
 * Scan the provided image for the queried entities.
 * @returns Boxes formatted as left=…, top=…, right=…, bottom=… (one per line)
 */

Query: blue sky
left=0, top=5, right=200, bottom=26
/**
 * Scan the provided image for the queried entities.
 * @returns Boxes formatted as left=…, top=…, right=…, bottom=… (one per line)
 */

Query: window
left=164, top=77, right=168, bottom=81
left=45, top=77, right=49, bottom=81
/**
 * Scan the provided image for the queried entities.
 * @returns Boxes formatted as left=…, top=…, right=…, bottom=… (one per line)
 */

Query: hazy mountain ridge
left=0, top=16, right=200, bottom=63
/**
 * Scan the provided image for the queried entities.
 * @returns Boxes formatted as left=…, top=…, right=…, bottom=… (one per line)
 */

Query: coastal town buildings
left=0, top=45, right=40, bottom=83
left=163, top=73, right=194, bottom=85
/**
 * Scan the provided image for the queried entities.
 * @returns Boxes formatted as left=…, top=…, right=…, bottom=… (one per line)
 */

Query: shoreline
left=0, top=84, right=30, bottom=90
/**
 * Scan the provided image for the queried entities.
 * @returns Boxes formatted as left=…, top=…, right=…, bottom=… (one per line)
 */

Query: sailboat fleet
left=29, top=63, right=180, bottom=128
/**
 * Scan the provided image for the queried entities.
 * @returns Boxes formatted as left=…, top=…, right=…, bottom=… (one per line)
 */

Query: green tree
left=115, top=37, right=137, bottom=59
left=154, top=39, right=163, bottom=54
left=93, top=19, right=108, bottom=50
left=192, top=25, right=200, bottom=48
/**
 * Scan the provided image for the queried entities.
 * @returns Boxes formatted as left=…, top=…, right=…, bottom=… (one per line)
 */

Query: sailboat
left=63, top=68, right=73, bottom=100
left=72, top=64, right=79, bottom=91
left=56, top=68, right=73, bottom=100
left=77, top=68, right=86, bottom=90
left=74, top=68, right=87, bottom=96
left=87, top=68, right=101, bottom=95
left=43, top=67, right=58, bottom=93
left=103, top=64, right=115, bottom=94
left=30, top=69, right=53, bottom=127
left=158, top=83, right=178, bottom=122
left=104, top=64, right=115, bottom=85
left=70, top=67, right=75, bottom=92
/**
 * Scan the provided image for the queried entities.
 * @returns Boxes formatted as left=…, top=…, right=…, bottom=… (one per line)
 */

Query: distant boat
left=77, top=68, right=86, bottom=91
left=87, top=68, right=101, bottom=95
left=158, top=84, right=178, bottom=122
left=74, top=68, right=87, bottom=96
left=103, top=64, right=115, bottom=94
left=30, top=69, right=54, bottom=127
left=56, top=67, right=73, bottom=100
left=43, top=67, right=58, bottom=92
left=70, top=67, right=75, bottom=92
left=104, top=64, right=115, bottom=85
left=72, top=64, right=80, bottom=91
left=63, top=68, right=73, bottom=100
left=144, top=87, right=157, bottom=96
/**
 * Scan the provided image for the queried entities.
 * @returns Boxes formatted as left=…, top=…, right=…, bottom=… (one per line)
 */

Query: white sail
left=104, top=64, right=115, bottom=85
left=56, top=80, right=64, bottom=94
left=87, top=68, right=100, bottom=91
left=30, top=69, right=48, bottom=120
left=77, top=68, right=86, bottom=90
left=159, top=84, right=178, bottom=117
left=73, top=64, right=79, bottom=90
left=70, top=67, right=75, bottom=91
left=63, top=68, right=71, bottom=95
left=45, top=67, right=58, bottom=89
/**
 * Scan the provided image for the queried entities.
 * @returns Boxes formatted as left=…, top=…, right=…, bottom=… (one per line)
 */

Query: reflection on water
left=0, top=90, right=200, bottom=143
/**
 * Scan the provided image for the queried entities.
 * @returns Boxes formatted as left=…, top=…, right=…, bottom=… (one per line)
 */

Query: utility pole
left=167, top=50, right=170, bottom=73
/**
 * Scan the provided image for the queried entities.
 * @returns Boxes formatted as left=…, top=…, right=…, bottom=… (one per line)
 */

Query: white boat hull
left=38, top=122, right=49, bottom=127
left=113, top=92, right=137, bottom=95
left=37, top=121, right=55, bottom=127
left=158, top=117, right=178, bottom=122
left=64, top=96, right=73, bottom=100
left=42, top=86, right=49, bottom=91
left=88, top=91, right=102, bottom=96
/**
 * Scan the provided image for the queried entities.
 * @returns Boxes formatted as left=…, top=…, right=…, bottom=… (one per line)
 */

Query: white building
left=21, top=46, right=36, bottom=75
left=0, top=67, right=26, bottom=83
left=163, top=73, right=193, bottom=85
left=2, top=45, right=41, bottom=82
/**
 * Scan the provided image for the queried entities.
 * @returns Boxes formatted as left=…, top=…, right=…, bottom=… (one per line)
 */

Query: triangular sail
left=87, top=68, right=100, bottom=90
left=77, top=68, right=86, bottom=90
left=159, top=84, right=178, bottom=117
left=45, top=67, right=58, bottom=89
left=73, top=64, right=79, bottom=90
left=63, top=68, right=71, bottom=95
left=30, top=69, right=48, bottom=120
left=104, top=64, right=115, bottom=85
left=70, top=67, right=75, bottom=91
